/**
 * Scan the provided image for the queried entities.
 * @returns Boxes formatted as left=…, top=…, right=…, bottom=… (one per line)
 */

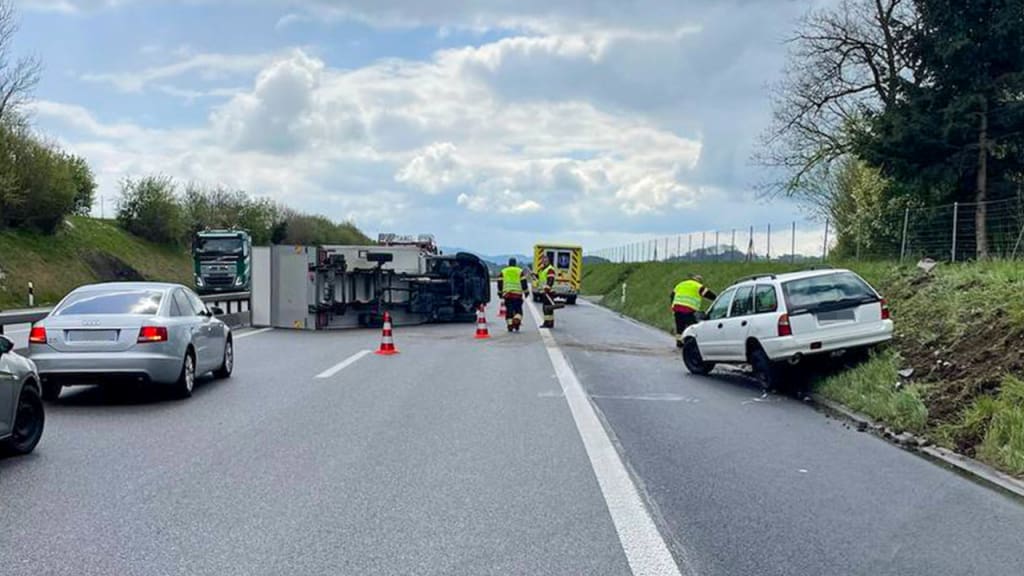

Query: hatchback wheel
left=214, top=338, right=233, bottom=379
left=5, top=385, right=44, bottom=455
left=175, top=352, right=196, bottom=398
left=749, top=345, right=783, bottom=390
left=682, top=339, right=715, bottom=375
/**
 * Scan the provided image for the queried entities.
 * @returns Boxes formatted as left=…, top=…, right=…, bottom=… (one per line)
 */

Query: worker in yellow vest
left=538, top=255, right=557, bottom=328
left=497, top=258, right=529, bottom=332
left=671, top=274, right=717, bottom=348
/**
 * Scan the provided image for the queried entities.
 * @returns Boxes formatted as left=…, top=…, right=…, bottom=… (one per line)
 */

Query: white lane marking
left=315, top=350, right=371, bottom=379
left=234, top=327, right=274, bottom=340
left=525, top=302, right=692, bottom=576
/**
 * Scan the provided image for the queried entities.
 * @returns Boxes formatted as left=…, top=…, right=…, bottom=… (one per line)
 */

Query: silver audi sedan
left=29, top=282, right=234, bottom=400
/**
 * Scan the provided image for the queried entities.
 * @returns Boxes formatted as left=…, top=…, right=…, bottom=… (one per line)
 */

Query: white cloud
left=82, top=52, right=278, bottom=93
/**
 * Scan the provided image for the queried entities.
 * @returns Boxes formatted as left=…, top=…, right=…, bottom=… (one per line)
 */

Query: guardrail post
left=791, top=221, right=796, bottom=263
left=767, top=224, right=772, bottom=261
left=28, top=281, right=34, bottom=307
left=822, top=219, right=830, bottom=262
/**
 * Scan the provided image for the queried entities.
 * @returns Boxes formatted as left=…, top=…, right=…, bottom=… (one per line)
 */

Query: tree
left=0, top=123, right=77, bottom=232
left=0, top=1, right=41, bottom=125
left=758, top=0, right=921, bottom=196
left=863, top=0, right=1024, bottom=259
left=117, top=175, right=186, bottom=245
left=66, top=154, right=96, bottom=216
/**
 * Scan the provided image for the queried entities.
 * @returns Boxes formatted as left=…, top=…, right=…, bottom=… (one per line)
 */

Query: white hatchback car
left=681, top=269, right=893, bottom=386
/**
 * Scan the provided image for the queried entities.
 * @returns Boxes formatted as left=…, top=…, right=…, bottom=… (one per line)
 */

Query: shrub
left=0, top=123, right=78, bottom=233
left=116, top=175, right=187, bottom=245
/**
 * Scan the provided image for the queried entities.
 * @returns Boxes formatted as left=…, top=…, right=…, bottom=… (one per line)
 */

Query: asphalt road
left=1, top=298, right=1023, bottom=575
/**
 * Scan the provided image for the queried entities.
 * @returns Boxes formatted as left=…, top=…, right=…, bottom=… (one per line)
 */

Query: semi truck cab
left=193, top=230, right=252, bottom=294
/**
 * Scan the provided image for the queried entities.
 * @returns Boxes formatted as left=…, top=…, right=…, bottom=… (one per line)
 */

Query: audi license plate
left=66, top=330, right=119, bottom=342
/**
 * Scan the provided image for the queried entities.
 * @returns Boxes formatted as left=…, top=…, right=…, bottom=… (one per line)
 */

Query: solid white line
left=315, top=350, right=372, bottom=379
left=525, top=302, right=692, bottom=576
left=234, top=327, right=274, bottom=340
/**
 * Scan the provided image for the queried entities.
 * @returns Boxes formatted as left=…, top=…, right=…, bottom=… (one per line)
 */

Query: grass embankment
left=0, top=216, right=193, bottom=309
left=582, top=261, right=1024, bottom=477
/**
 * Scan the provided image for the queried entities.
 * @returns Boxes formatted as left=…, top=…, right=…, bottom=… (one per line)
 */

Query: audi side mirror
left=210, top=306, right=225, bottom=316
left=0, top=335, right=14, bottom=355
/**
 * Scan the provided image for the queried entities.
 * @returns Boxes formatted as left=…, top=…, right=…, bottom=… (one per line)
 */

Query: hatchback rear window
left=782, top=273, right=878, bottom=315
left=54, top=290, right=163, bottom=316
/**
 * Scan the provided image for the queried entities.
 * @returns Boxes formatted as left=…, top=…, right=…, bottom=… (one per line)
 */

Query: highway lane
left=552, top=300, right=1024, bottom=576
left=3, top=300, right=1024, bottom=575
left=0, top=317, right=633, bottom=575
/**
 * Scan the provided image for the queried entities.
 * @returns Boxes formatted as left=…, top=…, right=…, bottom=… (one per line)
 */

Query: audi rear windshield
left=782, top=272, right=879, bottom=315
left=54, top=290, right=163, bottom=316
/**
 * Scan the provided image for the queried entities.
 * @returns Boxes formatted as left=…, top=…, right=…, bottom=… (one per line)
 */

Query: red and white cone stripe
left=475, top=305, right=491, bottom=339
left=376, top=311, right=399, bottom=355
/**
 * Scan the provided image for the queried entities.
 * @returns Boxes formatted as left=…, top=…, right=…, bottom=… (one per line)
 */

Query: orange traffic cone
left=474, top=305, right=491, bottom=339
left=375, top=311, right=399, bottom=355
left=498, top=299, right=507, bottom=319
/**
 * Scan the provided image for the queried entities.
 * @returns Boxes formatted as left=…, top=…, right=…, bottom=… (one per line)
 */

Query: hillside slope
left=582, top=261, right=1024, bottom=477
left=0, top=217, right=193, bottom=309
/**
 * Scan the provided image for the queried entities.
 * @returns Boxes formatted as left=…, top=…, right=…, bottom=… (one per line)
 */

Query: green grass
left=0, top=216, right=193, bottom=309
left=817, top=351, right=929, bottom=434
left=583, top=259, right=1024, bottom=477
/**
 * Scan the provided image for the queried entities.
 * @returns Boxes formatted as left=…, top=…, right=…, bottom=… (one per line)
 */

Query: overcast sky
left=18, top=0, right=827, bottom=255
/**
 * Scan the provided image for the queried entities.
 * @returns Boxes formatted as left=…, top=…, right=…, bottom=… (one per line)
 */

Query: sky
left=16, top=0, right=827, bottom=255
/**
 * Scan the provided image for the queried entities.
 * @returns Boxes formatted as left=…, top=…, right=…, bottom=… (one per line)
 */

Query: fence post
left=767, top=224, right=772, bottom=261
left=653, top=239, right=658, bottom=262
left=822, top=219, right=830, bottom=262
left=951, top=202, right=959, bottom=262
left=621, top=282, right=627, bottom=306
left=791, top=221, right=796, bottom=263
left=748, top=226, right=754, bottom=261
left=900, top=207, right=910, bottom=264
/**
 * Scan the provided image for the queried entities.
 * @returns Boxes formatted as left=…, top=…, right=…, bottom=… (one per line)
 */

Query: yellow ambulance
left=532, top=243, right=583, bottom=305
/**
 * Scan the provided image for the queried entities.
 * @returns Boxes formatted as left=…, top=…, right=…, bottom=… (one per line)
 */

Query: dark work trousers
left=505, top=296, right=524, bottom=331
left=542, top=291, right=556, bottom=328
left=674, top=310, right=698, bottom=344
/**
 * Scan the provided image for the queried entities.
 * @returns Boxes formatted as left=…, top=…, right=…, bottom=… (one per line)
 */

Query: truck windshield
left=195, top=238, right=244, bottom=255
left=782, top=272, right=879, bottom=315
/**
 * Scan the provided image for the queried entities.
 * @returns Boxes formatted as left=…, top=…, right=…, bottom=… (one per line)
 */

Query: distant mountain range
left=439, top=247, right=532, bottom=266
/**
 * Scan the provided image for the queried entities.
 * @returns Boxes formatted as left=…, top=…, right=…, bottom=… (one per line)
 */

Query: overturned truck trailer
left=254, top=245, right=491, bottom=329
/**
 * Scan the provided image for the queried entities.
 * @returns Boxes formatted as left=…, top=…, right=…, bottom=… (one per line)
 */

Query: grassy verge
left=582, top=260, right=1024, bottom=477
left=0, top=216, right=193, bottom=309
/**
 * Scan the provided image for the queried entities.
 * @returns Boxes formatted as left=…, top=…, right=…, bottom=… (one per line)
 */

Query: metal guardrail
left=0, top=291, right=253, bottom=333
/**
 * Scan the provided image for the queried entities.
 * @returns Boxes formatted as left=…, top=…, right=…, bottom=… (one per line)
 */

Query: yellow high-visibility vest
left=539, top=265, right=556, bottom=287
left=501, top=266, right=523, bottom=294
left=673, top=280, right=704, bottom=310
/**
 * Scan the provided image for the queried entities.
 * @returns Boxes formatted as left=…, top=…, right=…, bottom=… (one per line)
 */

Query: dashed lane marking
left=315, top=350, right=372, bottom=379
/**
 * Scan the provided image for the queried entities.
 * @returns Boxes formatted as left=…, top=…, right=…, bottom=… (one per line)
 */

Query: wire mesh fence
left=588, top=197, right=1024, bottom=264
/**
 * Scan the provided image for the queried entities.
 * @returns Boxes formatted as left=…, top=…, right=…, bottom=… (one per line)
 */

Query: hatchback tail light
left=29, top=326, right=47, bottom=344
left=137, top=326, right=168, bottom=343
left=777, top=314, right=792, bottom=337
left=880, top=298, right=891, bottom=320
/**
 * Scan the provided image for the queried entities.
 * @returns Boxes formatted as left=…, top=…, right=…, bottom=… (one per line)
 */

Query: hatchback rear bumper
left=761, top=320, right=894, bottom=361
left=30, top=350, right=183, bottom=385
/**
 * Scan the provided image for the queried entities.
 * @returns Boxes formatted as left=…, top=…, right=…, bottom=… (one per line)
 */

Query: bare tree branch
left=755, top=0, right=920, bottom=198
left=0, top=0, right=40, bottom=125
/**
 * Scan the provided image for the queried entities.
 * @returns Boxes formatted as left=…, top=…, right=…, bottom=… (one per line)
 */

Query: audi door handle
left=717, top=323, right=724, bottom=329
left=741, top=321, right=748, bottom=327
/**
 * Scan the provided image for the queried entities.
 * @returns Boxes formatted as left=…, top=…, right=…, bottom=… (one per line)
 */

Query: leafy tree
left=0, top=123, right=76, bottom=232
left=117, top=175, right=186, bottom=245
left=65, top=154, right=96, bottom=216
left=863, top=0, right=1024, bottom=258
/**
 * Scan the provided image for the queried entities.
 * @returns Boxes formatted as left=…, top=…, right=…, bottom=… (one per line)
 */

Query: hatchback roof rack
left=735, top=273, right=777, bottom=283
